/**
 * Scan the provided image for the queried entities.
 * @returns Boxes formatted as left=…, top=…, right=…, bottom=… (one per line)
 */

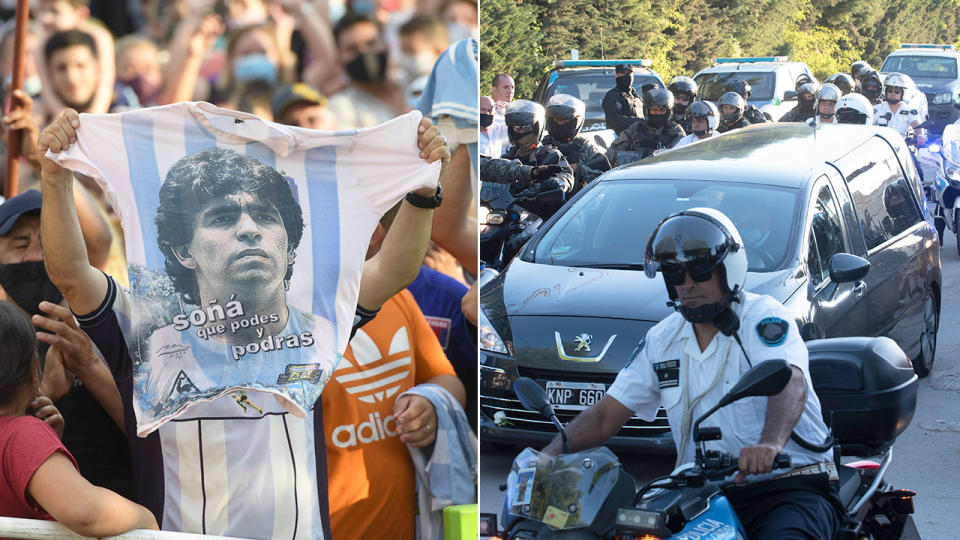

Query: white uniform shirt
left=873, top=101, right=921, bottom=137
left=606, top=291, right=831, bottom=481
left=672, top=131, right=720, bottom=149
left=809, top=115, right=836, bottom=126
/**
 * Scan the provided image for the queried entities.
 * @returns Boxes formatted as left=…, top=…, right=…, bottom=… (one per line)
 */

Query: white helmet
left=687, top=100, right=720, bottom=131
left=835, top=93, right=873, bottom=124
left=816, top=83, right=842, bottom=119
left=883, top=72, right=910, bottom=103
left=644, top=207, right=747, bottom=301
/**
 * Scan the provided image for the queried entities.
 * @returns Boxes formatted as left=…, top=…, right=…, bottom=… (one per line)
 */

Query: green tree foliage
left=481, top=0, right=960, bottom=96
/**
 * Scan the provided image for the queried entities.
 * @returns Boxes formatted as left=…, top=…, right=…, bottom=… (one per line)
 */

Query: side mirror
left=829, top=253, right=871, bottom=283
left=512, top=377, right=555, bottom=419
left=783, top=90, right=798, bottom=101
left=717, top=358, right=793, bottom=408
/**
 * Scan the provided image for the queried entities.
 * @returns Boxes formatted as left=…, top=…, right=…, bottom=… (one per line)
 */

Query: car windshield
left=695, top=71, right=777, bottom=101
left=533, top=179, right=799, bottom=272
left=881, top=55, right=958, bottom=79
left=547, top=72, right=662, bottom=122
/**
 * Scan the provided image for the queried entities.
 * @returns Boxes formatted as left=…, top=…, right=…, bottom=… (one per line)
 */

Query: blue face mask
left=233, top=54, right=278, bottom=84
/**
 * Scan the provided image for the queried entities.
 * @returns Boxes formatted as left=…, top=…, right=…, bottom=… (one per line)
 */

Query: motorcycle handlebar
left=705, top=452, right=792, bottom=479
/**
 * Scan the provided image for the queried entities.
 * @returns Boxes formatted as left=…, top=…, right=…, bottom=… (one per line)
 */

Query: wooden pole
left=4, top=0, right=29, bottom=199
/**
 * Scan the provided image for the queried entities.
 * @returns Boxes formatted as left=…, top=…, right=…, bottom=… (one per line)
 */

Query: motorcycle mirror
left=718, top=359, right=793, bottom=407
left=512, top=377, right=556, bottom=419
left=828, top=253, right=871, bottom=283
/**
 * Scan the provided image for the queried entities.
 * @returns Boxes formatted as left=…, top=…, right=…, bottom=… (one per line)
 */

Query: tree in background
left=480, top=0, right=545, bottom=98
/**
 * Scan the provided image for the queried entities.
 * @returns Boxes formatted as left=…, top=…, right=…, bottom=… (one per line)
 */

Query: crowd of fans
left=0, top=0, right=479, bottom=538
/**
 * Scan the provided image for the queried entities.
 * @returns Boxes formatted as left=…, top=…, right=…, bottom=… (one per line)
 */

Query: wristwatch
left=405, top=183, right=443, bottom=209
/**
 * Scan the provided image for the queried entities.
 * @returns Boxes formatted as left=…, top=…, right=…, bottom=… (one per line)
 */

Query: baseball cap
left=615, top=63, right=633, bottom=74
left=0, top=189, right=41, bottom=236
left=271, top=83, right=327, bottom=119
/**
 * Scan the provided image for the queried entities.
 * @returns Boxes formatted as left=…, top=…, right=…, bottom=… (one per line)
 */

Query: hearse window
left=808, top=183, right=845, bottom=287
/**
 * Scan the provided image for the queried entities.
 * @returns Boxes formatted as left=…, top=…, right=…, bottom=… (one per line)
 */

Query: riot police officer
left=602, top=63, right=644, bottom=135
left=542, top=94, right=611, bottom=193
left=824, top=73, right=854, bottom=95
left=850, top=60, right=871, bottom=91
left=727, top=79, right=768, bottom=124
left=668, top=76, right=698, bottom=134
left=481, top=99, right=574, bottom=219
left=859, top=70, right=884, bottom=105
left=608, top=87, right=685, bottom=165
left=780, top=82, right=818, bottom=123
left=717, top=91, right=751, bottom=133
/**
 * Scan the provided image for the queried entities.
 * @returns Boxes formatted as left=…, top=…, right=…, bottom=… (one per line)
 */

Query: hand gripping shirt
left=606, top=292, right=831, bottom=482
left=46, top=102, right=440, bottom=437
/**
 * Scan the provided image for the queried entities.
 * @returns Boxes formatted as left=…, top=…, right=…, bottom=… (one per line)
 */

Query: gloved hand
left=531, top=164, right=564, bottom=180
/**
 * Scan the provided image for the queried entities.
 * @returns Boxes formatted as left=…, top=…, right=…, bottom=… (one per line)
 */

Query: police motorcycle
left=481, top=337, right=920, bottom=540
left=480, top=170, right=546, bottom=271
left=918, top=124, right=960, bottom=252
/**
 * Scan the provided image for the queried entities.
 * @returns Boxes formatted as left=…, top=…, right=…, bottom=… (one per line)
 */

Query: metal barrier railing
left=0, top=517, right=247, bottom=539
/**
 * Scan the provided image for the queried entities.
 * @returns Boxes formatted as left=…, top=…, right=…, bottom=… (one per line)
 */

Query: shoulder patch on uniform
left=910, top=109, right=918, bottom=115
left=756, top=317, right=789, bottom=346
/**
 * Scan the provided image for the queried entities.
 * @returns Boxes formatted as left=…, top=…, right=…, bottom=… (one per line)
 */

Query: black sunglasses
left=660, top=261, right=716, bottom=286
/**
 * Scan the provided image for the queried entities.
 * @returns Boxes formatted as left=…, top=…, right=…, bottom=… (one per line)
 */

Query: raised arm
left=356, top=118, right=450, bottom=311
left=38, top=109, right=108, bottom=316
left=430, top=144, right=478, bottom=276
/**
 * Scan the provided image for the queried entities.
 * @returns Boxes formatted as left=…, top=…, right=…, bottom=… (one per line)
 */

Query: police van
left=881, top=44, right=960, bottom=132
left=693, top=56, right=814, bottom=121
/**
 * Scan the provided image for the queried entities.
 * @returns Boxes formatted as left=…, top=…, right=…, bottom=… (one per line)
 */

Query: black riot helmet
left=727, top=79, right=751, bottom=99
left=795, top=73, right=814, bottom=92
left=643, top=87, right=674, bottom=128
left=797, top=82, right=819, bottom=110
left=545, top=93, right=586, bottom=143
left=851, top=60, right=871, bottom=81
left=825, top=72, right=854, bottom=95
left=717, top=91, right=745, bottom=124
left=859, top=70, right=883, bottom=103
left=668, top=76, right=698, bottom=114
left=504, top=99, right=546, bottom=147
left=644, top=208, right=747, bottom=325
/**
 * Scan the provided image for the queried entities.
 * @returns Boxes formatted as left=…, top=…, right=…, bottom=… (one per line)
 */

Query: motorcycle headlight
left=479, top=306, right=510, bottom=354
left=933, top=92, right=953, bottom=105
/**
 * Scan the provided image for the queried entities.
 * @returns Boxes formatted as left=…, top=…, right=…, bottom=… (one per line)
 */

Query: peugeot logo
left=574, top=333, right=593, bottom=352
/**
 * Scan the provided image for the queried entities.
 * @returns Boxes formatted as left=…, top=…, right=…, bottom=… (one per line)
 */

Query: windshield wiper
left=572, top=263, right=646, bottom=270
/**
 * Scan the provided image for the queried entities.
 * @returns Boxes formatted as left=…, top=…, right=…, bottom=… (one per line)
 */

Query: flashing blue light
left=900, top=43, right=955, bottom=50
left=714, top=56, right=788, bottom=64
left=553, top=59, right=653, bottom=68
left=929, top=143, right=942, bottom=153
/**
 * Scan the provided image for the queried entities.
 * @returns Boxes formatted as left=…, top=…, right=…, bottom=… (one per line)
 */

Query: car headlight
left=479, top=306, right=510, bottom=354
left=933, top=92, right=953, bottom=105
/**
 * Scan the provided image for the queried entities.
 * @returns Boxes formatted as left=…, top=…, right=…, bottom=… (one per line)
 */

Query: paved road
left=480, top=223, right=960, bottom=539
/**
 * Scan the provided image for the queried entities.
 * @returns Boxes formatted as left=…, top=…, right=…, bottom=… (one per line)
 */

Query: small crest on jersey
left=277, top=363, right=324, bottom=384
left=756, top=317, right=789, bottom=346
left=652, top=358, right=679, bottom=389
left=425, top=315, right=452, bottom=348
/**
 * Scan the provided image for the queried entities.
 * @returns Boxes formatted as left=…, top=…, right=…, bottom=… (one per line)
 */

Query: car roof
left=551, top=65, right=659, bottom=76
left=599, top=123, right=896, bottom=187
left=886, top=48, right=960, bottom=58
left=695, top=61, right=803, bottom=75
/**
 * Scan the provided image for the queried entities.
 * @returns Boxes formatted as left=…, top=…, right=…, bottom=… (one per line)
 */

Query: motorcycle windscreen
left=504, top=447, right=621, bottom=530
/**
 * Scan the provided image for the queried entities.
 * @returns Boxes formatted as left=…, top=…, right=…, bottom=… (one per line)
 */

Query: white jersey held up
left=46, top=102, right=440, bottom=436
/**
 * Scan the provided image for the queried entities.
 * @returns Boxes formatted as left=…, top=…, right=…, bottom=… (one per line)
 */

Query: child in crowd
left=0, top=300, right=157, bottom=535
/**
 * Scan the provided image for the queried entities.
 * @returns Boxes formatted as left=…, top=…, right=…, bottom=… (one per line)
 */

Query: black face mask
left=547, top=119, right=578, bottom=142
left=672, top=103, right=688, bottom=116
left=722, top=111, right=742, bottom=125
left=480, top=113, right=494, bottom=128
left=0, top=261, right=63, bottom=316
left=800, top=98, right=815, bottom=111
left=647, top=113, right=667, bottom=129
left=694, top=129, right=709, bottom=137
left=886, top=96, right=902, bottom=105
left=616, top=75, right=632, bottom=92
left=345, top=51, right=388, bottom=83
left=862, top=88, right=881, bottom=102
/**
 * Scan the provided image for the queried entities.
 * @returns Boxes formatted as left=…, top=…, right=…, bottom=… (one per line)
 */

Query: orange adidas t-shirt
left=323, top=289, right=456, bottom=540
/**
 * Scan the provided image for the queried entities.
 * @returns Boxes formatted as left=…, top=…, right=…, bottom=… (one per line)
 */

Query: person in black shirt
left=602, top=63, right=643, bottom=135
left=608, top=87, right=685, bottom=165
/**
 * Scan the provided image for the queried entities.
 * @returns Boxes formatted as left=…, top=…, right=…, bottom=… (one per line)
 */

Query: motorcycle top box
left=807, top=337, right=918, bottom=455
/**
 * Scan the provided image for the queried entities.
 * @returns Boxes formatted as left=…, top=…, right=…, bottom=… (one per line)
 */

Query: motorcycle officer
left=602, top=63, right=644, bottom=135
left=780, top=81, right=818, bottom=123
left=717, top=92, right=751, bottom=133
left=834, top=93, right=874, bottom=124
left=726, top=79, right=768, bottom=124
left=850, top=60, right=872, bottom=91
left=809, top=83, right=842, bottom=126
left=541, top=94, right=611, bottom=194
left=824, top=73, right=854, bottom=95
left=668, top=76, right=698, bottom=133
left=858, top=69, right=884, bottom=105
left=542, top=208, right=842, bottom=540
left=608, top=87, right=685, bottom=166
left=481, top=99, right=574, bottom=220
left=873, top=72, right=926, bottom=145
left=672, top=101, right=721, bottom=148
